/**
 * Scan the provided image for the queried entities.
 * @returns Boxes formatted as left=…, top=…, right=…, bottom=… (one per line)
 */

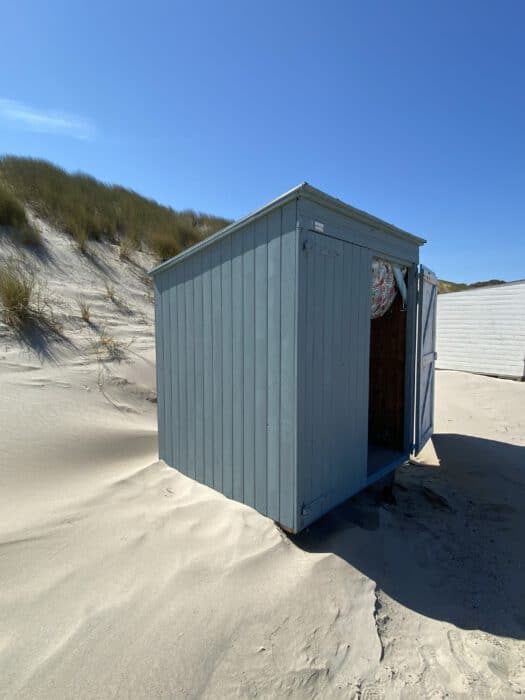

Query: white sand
left=1, top=221, right=524, bottom=698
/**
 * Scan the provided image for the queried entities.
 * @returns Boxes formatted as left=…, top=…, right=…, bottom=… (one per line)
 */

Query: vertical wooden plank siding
left=254, top=216, right=268, bottom=514
left=331, top=242, right=345, bottom=497
left=266, top=209, right=282, bottom=521
left=296, top=231, right=370, bottom=528
left=295, top=228, right=312, bottom=514
left=211, top=243, right=223, bottom=491
left=221, top=237, right=233, bottom=498
left=242, top=223, right=256, bottom=507
left=202, top=248, right=214, bottom=486
left=185, top=262, right=196, bottom=479
left=279, top=202, right=298, bottom=529
left=342, top=246, right=362, bottom=489
left=415, top=268, right=438, bottom=452
left=322, top=244, right=335, bottom=506
left=309, top=235, right=325, bottom=504
left=154, top=203, right=298, bottom=531
left=404, top=264, right=418, bottom=452
left=193, top=254, right=205, bottom=483
left=231, top=231, right=244, bottom=502
left=357, top=246, right=372, bottom=467
left=177, top=264, right=187, bottom=470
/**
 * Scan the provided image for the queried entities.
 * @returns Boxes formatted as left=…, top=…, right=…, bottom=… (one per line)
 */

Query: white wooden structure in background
left=436, top=280, right=525, bottom=380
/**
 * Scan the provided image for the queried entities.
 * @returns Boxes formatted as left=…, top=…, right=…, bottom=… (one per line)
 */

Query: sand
left=1, top=220, right=524, bottom=698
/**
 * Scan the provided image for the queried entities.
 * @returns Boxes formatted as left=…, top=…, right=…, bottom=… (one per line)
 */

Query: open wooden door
left=414, top=265, right=437, bottom=454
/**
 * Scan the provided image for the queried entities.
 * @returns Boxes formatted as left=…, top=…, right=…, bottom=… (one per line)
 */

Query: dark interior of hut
left=367, top=292, right=407, bottom=476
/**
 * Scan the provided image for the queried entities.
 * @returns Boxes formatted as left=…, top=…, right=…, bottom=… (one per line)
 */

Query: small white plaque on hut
left=313, top=220, right=324, bottom=233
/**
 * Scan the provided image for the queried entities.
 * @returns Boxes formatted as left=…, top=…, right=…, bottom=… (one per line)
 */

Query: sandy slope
left=1, top=221, right=524, bottom=698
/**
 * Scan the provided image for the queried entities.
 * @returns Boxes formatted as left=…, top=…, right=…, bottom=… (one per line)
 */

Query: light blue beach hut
left=151, top=184, right=436, bottom=532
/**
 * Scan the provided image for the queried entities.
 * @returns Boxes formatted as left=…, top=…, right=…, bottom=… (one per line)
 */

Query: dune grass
left=104, top=283, right=118, bottom=304
left=0, top=157, right=231, bottom=260
left=0, top=261, right=35, bottom=327
left=119, top=237, right=136, bottom=261
left=0, top=184, right=41, bottom=246
left=103, top=282, right=131, bottom=314
left=0, top=260, right=60, bottom=333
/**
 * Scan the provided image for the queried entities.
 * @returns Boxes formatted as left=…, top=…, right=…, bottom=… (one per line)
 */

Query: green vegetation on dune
left=0, top=182, right=41, bottom=246
left=0, top=260, right=35, bottom=327
left=438, top=278, right=506, bottom=294
left=0, top=185, right=27, bottom=229
left=1, top=157, right=508, bottom=290
left=0, top=156, right=231, bottom=260
left=0, top=260, right=60, bottom=332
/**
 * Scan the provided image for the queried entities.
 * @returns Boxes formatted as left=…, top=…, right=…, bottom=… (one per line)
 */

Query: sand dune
left=1, top=220, right=524, bottom=698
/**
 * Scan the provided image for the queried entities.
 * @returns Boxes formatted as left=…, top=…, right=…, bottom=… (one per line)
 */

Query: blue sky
left=1, top=1, right=524, bottom=282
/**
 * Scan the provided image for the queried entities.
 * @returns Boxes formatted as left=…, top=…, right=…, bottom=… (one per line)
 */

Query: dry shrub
left=95, top=330, right=126, bottom=361
left=77, top=296, right=92, bottom=323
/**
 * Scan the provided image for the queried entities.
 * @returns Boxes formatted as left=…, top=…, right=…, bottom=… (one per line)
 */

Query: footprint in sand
left=419, top=644, right=451, bottom=699
left=447, top=630, right=490, bottom=699
left=448, top=629, right=523, bottom=698
left=359, top=685, right=384, bottom=699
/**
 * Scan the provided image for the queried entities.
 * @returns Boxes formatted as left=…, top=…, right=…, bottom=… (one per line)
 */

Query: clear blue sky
left=1, top=1, right=524, bottom=282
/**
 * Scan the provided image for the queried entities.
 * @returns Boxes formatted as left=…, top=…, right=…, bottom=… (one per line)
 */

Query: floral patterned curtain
left=371, top=259, right=406, bottom=319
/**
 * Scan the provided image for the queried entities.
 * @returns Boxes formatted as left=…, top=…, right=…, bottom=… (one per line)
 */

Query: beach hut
left=437, top=280, right=525, bottom=380
left=151, top=184, right=436, bottom=532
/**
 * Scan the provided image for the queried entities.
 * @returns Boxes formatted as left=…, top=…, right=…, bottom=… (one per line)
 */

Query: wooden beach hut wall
left=151, top=184, right=436, bottom=533
left=436, top=280, right=525, bottom=380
